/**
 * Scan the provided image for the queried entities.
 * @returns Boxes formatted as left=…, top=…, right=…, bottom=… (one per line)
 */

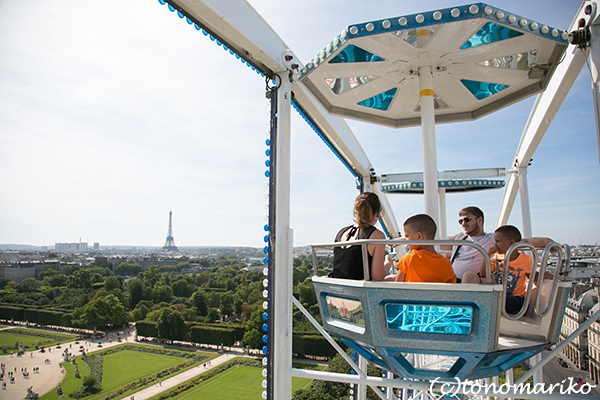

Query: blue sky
left=0, top=0, right=598, bottom=247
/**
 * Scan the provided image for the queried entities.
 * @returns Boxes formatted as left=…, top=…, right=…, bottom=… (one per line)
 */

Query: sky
left=0, top=0, right=598, bottom=248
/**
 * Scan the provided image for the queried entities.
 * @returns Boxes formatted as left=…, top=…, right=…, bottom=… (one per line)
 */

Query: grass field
left=156, top=365, right=311, bottom=400
left=40, top=344, right=211, bottom=400
left=0, top=328, right=76, bottom=351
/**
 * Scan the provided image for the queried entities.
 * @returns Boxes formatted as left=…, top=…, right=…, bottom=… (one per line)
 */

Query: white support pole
left=272, top=73, right=293, bottom=400
left=518, top=167, right=533, bottom=238
left=385, top=371, right=396, bottom=400
left=438, top=188, right=447, bottom=239
left=506, top=368, right=515, bottom=400
left=419, top=65, right=440, bottom=227
left=357, top=355, right=368, bottom=400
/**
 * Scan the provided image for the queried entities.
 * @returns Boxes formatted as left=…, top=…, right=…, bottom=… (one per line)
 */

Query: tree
left=127, top=279, right=144, bottom=309
left=153, top=284, right=173, bottom=303
left=73, top=293, right=126, bottom=332
left=67, top=269, right=92, bottom=289
left=157, top=307, right=185, bottom=341
left=104, top=276, right=122, bottom=291
left=171, top=279, right=190, bottom=297
left=219, top=292, right=235, bottom=318
left=61, top=264, right=80, bottom=276
left=204, top=308, right=220, bottom=323
left=243, top=308, right=265, bottom=349
left=0, top=278, right=10, bottom=289
left=38, top=268, right=59, bottom=280
left=191, top=290, right=208, bottom=317
left=16, top=278, right=41, bottom=293
left=293, top=266, right=311, bottom=286
left=115, top=262, right=141, bottom=277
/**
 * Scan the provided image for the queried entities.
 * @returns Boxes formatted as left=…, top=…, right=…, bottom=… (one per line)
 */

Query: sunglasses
left=458, top=216, right=478, bottom=225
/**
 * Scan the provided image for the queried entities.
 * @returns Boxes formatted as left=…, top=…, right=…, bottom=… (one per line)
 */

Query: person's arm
left=522, top=237, right=554, bottom=249
left=369, top=230, right=387, bottom=281
left=480, top=245, right=498, bottom=278
left=440, top=233, right=460, bottom=251
left=395, top=271, right=406, bottom=282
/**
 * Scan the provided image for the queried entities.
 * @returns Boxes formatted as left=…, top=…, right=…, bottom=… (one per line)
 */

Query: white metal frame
left=161, top=1, right=598, bottom=399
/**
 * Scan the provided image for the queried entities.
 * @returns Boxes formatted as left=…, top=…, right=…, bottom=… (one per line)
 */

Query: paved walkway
left=0, top=325, right=258, bottom=400
left=0, top=324, right=132, bottom=399
left=117, top=352, right=242, bottom=400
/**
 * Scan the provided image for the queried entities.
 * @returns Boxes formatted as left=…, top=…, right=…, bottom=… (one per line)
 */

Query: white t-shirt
left=450, top=232, right=495, bottom=279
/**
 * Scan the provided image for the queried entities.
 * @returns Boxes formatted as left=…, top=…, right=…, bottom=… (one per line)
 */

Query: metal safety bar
left=535, top=242, right=570, bottom=317
left=310, top=239, right=492, bottom=283
left=502, top=242, right=571, bottom=320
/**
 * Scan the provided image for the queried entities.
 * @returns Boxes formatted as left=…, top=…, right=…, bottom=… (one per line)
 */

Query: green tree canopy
left=156, top=306, right=185, bottom=341
left=73, top=293, right=126, bottom=330
left=66, top=269, right=93, bottom=289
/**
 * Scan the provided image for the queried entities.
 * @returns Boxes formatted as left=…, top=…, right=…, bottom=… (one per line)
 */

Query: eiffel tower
left=162, top=211, right=178, bottom=251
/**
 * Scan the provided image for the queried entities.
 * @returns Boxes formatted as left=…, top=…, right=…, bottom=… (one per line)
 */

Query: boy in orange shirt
left=478, top=225, right=533, bottom=314
left=394, top=214, right=456, bottom=283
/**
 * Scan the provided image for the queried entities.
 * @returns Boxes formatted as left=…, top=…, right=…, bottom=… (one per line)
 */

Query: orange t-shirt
left=490, top=253, right=533, bottom=297
left=395, top=249, right=456, bottom=283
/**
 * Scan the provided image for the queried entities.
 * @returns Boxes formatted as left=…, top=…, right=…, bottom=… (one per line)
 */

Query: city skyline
left=1, top=0, right=599, bottom=247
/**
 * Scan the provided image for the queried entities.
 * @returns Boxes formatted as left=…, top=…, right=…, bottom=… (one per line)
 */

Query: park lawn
left=41, top=344, right=211, bottom=400
left=0, top=328, right=76, bottom=351
left=161, top=365, right=311, bottom=400
left=102, top=349, right=184, bottom=388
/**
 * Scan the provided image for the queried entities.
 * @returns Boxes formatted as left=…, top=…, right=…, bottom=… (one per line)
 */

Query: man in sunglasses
left=443, top=206, right=551, bottom=283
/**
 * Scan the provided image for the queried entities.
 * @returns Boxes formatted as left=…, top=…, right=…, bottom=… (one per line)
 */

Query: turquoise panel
left=461, top=79, right=508, bottom=100
left=385, top=304, right=472, bottom=335
left=460, top=22, right=524, bottom=49
left=357, top=88, right=397, bottom=111
left=329, top=44, right=385, bottom=63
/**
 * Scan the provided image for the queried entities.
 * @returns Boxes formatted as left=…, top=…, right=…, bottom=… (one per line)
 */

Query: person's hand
left=488, top=245, right=498, bottom=256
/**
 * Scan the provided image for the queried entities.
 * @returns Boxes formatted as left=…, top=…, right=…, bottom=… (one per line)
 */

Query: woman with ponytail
left=330, top=192, right=390, bottom=281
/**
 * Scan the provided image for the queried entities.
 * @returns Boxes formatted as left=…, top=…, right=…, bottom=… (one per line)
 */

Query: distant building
left=93, top=243, right=100, bottom=250
left=560, top=284, right=599, bottom=370
left=588, top=302, right=600, bottom=385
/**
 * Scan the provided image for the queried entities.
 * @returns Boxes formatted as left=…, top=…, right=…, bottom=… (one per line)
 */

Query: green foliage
left=0, top=278, right=10, bottom=289
left=204, top=308, right=220, bottom=323
left=243, top=308, right=264, bottom=349
left=219, top=292, right=235, bottom=317
left=292, top=333, right=337, bottom=358
left=103, top=276, right=122, bottom=291
left=61, top=264, right=81, bottom=276
left=157, top=307, right=186, bottom=341
left=191, top=290, right=208, bottom=317
left=0, top=305, right=24, bottom=321
left=293, top=350, right=383, bottom=400
left=23, top=308, right=72, bottom=326
left=190, top=325, right=235, bottom=346
left=127, top=278, right=144, bottom=309
left=67, top=269, right=93, bottom=289
left=115, top=262, right=141, bottom=277
left=82, top=374, right=99, bottom=392
left=135, top=320, right=158, bottom=337
left=73, top=293, right=126, bottom=329
left=16, top=277, right=41, bottom=293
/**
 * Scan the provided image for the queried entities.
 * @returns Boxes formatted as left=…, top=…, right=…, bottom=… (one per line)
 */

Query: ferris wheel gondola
left=311, top=239, right=571, bottom=381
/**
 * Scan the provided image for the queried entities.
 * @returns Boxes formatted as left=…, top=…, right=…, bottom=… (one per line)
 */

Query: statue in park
left=74, top=364, right=80, bottom=379
left=56, top=383, right=63, bottom=396
left=25, top=386, right=39, bottom=399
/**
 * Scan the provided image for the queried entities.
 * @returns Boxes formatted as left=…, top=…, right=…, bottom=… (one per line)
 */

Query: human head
left=494, top=225, right=522, bottom=254
left=353, top=192, right=381, bottom=228
left=403, top=214, right=437, bottom=242
left=458, top=206, right=485, bottom=236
